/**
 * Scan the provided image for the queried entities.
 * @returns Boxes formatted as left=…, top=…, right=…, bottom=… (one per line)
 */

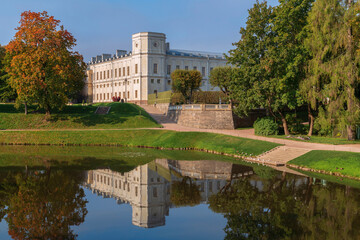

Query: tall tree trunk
left=279, top=111, right=290, bottom=135
left=347, top=0, right=356, bottom=141
left=308, top=105, right=314, bottom=136
left=24, top=101, right=27, bottom=115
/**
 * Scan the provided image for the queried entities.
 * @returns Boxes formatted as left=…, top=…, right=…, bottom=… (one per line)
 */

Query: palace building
left=84, top=32, right=227, bottom=104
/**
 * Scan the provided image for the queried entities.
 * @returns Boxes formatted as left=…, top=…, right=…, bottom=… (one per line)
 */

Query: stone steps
left=257, top=146, right=311, bottom=165
left=95, top=106, right=111, bottom=115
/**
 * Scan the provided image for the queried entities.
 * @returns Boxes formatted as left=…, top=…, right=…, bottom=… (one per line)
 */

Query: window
left=127, top=183, right=130, bottom=192
left=119, top=68, right=121, bottom=77
left=123, top=67, right=125, bottom=76
left=115, top=83, right=117, bottom=87
left=104, top=71, right=106, bottom=79
left=115, top=180, right=117, bottom=188
left=96, top=94, right=98, bottom=100
left=127, top=91, right=130, bottom=98
left=96, top=85, right=98, bottom=88
left=115, top=69, right=117, bottom=78
left=100, top=72, right=102, bottom=80
left=119, top=92, right=121, bottom=98
left=100, top=94, right=102, bottom=100
left=135, top=64, right=138, bottom=74
left=97, top=72, right=99, bottom=80
left=157, top=79, right=160, bottom=84
left=154, top=90, right=157, bottom=97
left=107, top=84, right=109, bottom=87
left=115, top=92, right=117, bottom=97
left=137, top=79, right=139, bottom=84
left=151, top=79, right=154, bottom=84
left=135, top=90, right=138, bottom=98
left=167, top=65, right=171, bottom=74
left=185, top=66, right=188, bottom=70
left=209, top=182, right=213, bottom=192
left=154, top=63, right=158, bottom=74
left=127, top=66, right=130, bottom=76
left=135, top=186, right=138, bottom=197
left=103, top=93, right=105, bottom=100
left=123, top=92, right=125, bottom=98
left=168, top=80, right=171, bottom=85
left=123, top=182, right=126, bottom=190
left=176, top=65, right=180, bottom=70
left=97, top=174, right=99, bottom=182
left=153, top=187, right=158, bottom=198
left=107, top=70, right=109, bottom=78
left=202, top=67, right=206, bottom=76
left=193, top=66, right=197, bottom=70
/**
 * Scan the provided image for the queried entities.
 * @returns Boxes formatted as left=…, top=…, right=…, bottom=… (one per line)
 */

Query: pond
left=0, top=145, right=360, bottom=240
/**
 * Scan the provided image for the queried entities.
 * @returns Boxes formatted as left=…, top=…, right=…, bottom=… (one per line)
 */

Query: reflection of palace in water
left=83, top=159, right=254, bottom=228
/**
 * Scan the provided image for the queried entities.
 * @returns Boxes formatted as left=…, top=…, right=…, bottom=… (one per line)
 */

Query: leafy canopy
left=5, top=11, right=86, bottom=114
left=171, top=69, right=202, bottom=104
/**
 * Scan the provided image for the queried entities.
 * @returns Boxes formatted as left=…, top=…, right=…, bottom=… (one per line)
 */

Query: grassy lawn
left=289, top=150, right=360, bottom=178
left=0, top=129, right=280, bottom=156
left=0, top=103, right=161, bottom=129
left=269, top=134, right=360, bottom=145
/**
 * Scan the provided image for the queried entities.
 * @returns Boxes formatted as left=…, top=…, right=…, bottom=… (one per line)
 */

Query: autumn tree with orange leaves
left=5, top=11, right=86, bottom=115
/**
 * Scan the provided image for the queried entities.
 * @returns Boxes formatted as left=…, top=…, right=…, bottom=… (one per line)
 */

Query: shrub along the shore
left=0, top=129, right=280, bottom=156
left=289, top=150, right=360, bottom=179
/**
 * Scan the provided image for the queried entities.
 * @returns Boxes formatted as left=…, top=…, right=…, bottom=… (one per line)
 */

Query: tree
left=304, top=0, right=360, bottom=140
left=170, top=177, right=201, bottom=207
left=209, top=66, right=237, bottom=107
left=171, top=69, right=202, bottom=104
left=5, top=11, right=86, bottom=115
left=228, top=0, right=313, bottom=135
left=0, top=169, right=88, bottom=240
left=0, top=45, right=16, bottom=102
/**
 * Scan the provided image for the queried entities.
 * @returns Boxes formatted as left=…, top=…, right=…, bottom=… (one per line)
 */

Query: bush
left=112, top=96, right=120, bottom=102
left=253, top=117, right=279, bottom=136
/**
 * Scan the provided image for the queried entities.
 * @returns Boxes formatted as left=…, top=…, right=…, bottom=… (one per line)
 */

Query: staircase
left=95, top=106, right=111, bottom=115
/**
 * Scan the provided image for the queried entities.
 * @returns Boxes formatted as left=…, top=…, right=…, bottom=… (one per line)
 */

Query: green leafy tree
left=209, top=66, right=237, bottom=106
left=304, top=0, right=360, bottom=140
left=171, top=69, right=202, bottom=104
left=228, top=0, right=313, bottom=135
left=5, top=11, right=86, bottom=115
left=0, top=45, right=16, bottom=102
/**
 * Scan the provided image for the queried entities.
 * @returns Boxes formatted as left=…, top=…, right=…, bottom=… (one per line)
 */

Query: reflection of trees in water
left=0, top=168, right=88, bottom=240
left=170, top=176, right=201, bottom=207
left=209, top=175, right=360, bottom=240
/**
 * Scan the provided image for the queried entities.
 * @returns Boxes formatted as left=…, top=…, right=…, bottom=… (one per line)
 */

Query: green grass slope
left=0, top=103, right=160, bottom=129
left=289, top=150, right=360, bottom=178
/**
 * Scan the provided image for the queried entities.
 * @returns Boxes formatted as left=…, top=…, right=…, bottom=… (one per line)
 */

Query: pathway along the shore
left=140, top=104, right=360, bottom=165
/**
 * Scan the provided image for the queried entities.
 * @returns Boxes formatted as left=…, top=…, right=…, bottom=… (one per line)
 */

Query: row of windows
left=166, top=65, right=211, bottom=76
left=96, top=66, right=132, bottom=80
left=95, top=64, right=214, bottom=80
left=150, top=79, right=171, bottom=85
left=96, top=79, right=140, bottom=88
left=96, top=90, right=138, bottom=100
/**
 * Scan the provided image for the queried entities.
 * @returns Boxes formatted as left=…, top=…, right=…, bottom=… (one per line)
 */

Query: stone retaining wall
left=164, top=104, right=266, bottom=130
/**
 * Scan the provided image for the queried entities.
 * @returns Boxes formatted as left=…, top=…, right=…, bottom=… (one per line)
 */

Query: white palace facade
left=84, top=32, right=227, bottom=104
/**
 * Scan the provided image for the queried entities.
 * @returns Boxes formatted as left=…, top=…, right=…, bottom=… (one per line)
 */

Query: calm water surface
left=0, top=146, right=360, bottom=240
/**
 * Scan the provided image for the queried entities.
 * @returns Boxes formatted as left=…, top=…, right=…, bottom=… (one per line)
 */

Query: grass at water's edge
left=288, top=150, right=360, bottom=179
left=269, top=134, right=360, bottom=145
left=0, top=129, right=280, bottom=157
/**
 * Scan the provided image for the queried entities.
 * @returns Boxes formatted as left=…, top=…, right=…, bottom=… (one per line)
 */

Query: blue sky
left=0, top=0, right=279, bottom=61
